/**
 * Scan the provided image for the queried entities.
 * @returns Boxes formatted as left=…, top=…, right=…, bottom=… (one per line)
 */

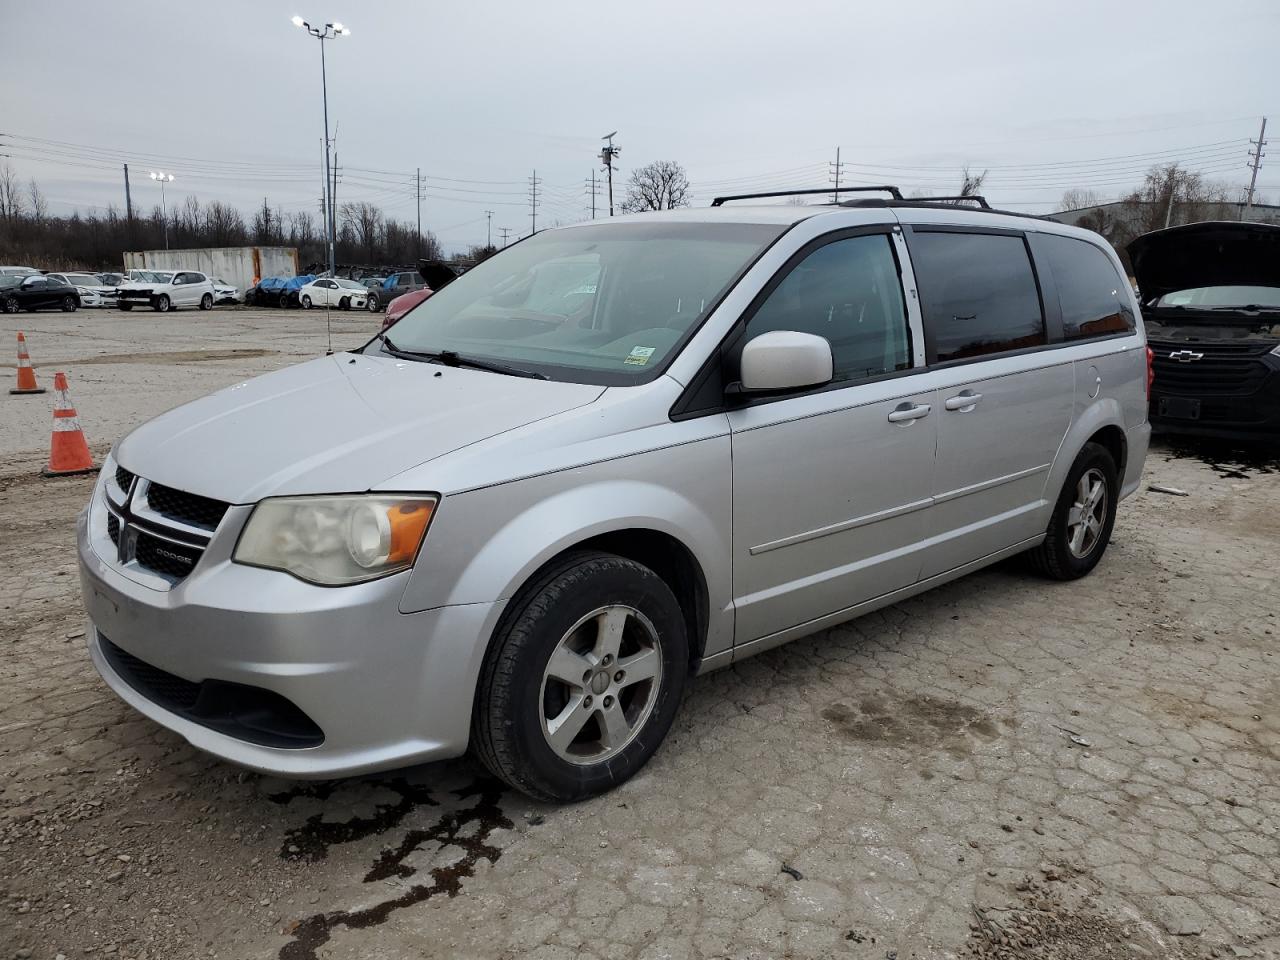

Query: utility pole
left=416, top=167, right=423, bottom=256
left=600, top=132, right=620, bottom=216
left=528, top=169, right=541, bottom=235
left=122, top=163, right=133, bottom=223
left=829, top=147, right=845, bottom=204
left=330, top=149, right=339, bottom=269
left=585, top=170, right=600, bottom=219
left=1245, top=117, right=1267, bottom=220
left=499, top=227, right=513, bottom=248
left=484, top=209, right=494, bottom=247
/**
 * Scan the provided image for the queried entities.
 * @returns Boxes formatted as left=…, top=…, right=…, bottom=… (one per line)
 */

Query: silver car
left=78, top=192, right=1150, bottom=801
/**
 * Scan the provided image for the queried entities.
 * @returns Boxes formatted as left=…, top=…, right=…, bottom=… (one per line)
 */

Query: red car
left=379, top=261, right=459, bottom=329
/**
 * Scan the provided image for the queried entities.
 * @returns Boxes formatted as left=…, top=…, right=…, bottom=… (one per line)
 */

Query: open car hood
left=1127, top=221, right=1280, bottom=303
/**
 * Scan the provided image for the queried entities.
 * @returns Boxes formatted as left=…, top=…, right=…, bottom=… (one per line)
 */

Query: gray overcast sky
left=2, top=0, right=1277, bottom=253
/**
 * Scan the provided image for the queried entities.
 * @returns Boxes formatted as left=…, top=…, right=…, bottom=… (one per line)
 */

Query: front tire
left=472, top=551, right=688, bottom=802
left=301, top=295, right=312, bottom=309
left=339, top=296, right=350, bottom=311
left=153, top=294, right=170, bottom=313
left=199, top=293, right=213, bottom=310
left=1027, top=442, right=1118, bottom=580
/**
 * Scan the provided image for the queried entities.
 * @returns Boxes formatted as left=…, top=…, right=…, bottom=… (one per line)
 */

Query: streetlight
left=292, top=15, right=350, bottom=278
left=149, top=171, right=175, bottom=250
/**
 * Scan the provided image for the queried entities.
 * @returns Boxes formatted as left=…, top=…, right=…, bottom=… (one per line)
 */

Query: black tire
left=339, top=296, right=350, bottom=311
left=1027, top=442, right=1119, bottom=581
left=118, top=302, right=132, bottom=311
left=278, top=293, right=290, bottom=309
left=154, top=294, right=170, bottom=313
left=61, top=296, right=77, bottom=312
left=200, top=293, right=213, bottom=310
left=472, top=551, right=688, bottom=802
left=301, top=294, right=313, bottom=309
left=3, top=297, right=18, bottom=314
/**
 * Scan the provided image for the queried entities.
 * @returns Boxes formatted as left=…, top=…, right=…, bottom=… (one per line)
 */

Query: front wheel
left=301, top=295, right=313, bottom=309
left=153, top=294, right=170, bottom=313
left=199, top=293, right=213, bottom=310
left=339, top=296, right=350, bottom=311
left=1027, top=442, right=1119, bottom=580
left=472, top=551, right=688, bottom=802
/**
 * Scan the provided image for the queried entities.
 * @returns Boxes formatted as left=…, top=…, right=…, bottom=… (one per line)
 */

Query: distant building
left=1046, top=200, right=1280, bottom=231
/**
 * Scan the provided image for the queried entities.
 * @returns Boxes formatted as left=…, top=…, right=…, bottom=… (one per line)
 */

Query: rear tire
left=61, top=296, right=77, bottom=312
left=472, top=551, right=688, bottom=802
left=366, top=295, right=379, bottom=312
left=1026, top=442, right=1118, bottom=581
left=3, top=297, right=18, bottom=314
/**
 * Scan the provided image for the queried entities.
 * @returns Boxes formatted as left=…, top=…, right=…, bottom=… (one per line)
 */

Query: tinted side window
left=744, top=234, right=910, bottom=383
left=911, top=231, right=1045, bottom=363
left=1037, top=233, right=1134, bottom=340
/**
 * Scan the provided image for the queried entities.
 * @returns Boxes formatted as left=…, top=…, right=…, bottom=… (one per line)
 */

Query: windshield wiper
left=1204, top=304, right=1280, bottom=313
left=376, top=338, right=548, bottom=380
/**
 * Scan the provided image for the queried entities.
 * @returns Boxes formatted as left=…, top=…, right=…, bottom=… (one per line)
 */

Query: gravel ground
left=1, top=308, right=1278, bottom=960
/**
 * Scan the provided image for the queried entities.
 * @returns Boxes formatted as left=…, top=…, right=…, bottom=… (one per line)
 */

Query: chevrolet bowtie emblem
left=1168, top=350, right=1204, bottom=362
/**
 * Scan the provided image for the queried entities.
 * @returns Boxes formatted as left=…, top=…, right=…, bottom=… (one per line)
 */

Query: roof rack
left=879, top=194, right=991, bottom=210
left=710, top=185, right=903, bottom=207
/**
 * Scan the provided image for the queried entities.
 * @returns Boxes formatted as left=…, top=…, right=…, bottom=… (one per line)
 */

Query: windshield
left=337, top=279, right=367, bottom=290
left=99, top=273, right=123, bottom=284
left=0, top=276, right=19, bottom=289
left=1155, top=285, right=1280, bottom=309
left=66, top=274, right=99, bottom=286
left=376, top=221, right=783, bottom=384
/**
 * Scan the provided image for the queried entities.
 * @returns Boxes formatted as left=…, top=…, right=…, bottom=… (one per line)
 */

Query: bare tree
left=0, top=162, right=24, bottom=222
left=340, top=202, right=383, bottom=263
left=956, top=166, right=987, bottom=201
left=1060, top=188, right=1104, bottom=212
left=27, top=178, right=48, bottom=223
left=1121, top=163, right=1233, bottom=235
left=621, top=160, right=692, bottom=212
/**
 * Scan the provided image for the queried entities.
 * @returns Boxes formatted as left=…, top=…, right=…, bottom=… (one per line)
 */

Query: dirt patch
left=46, top=348, right=280, bottom=366
left=822, top=693, right=1002, bottom=754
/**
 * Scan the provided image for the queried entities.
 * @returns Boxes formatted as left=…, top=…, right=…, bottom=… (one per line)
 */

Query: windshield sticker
left=624, top=345, right=657, bottom=366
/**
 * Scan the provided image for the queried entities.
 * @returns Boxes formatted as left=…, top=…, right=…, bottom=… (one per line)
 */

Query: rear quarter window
left=1037, top=234, right=1134, bottom=340
left=910, top=231, right=1046, bottom=363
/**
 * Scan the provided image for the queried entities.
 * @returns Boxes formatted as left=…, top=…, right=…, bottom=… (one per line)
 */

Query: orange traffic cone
left=10, top=332, right=46, bottom=395
left=42, top=372, right=97, bottom=477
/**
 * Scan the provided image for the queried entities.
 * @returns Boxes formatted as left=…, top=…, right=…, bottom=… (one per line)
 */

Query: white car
left=298, top=278, right=369, bottom=310
left=46, top=272, right=117, bottom=308
left=0, top=265, right=41, bottom=277
left=116, top=270, right=216, bottom=312
left=211, top=277, right=240, bottom=304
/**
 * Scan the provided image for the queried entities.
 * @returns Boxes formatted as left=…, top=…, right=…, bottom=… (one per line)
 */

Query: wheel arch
left=1044, top=397, right=1128, bottom=506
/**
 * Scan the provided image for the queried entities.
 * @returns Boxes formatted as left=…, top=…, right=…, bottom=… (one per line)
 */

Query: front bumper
left=77, top=502, right=505, bottom=778
left=1150, top=362, right=1280, bottom=441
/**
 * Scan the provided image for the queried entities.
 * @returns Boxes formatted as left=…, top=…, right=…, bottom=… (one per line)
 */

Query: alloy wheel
left=1066, top=467, right=1107, bottom=558
left=538, top=604, right=663, bottom=765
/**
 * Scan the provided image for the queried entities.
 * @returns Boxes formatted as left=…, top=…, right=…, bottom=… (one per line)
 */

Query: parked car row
left=0, top=264, right=239, bottom=313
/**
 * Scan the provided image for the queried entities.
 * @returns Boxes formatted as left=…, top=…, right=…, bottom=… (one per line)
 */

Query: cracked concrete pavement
left=1, top=310, right=1278, bottom=959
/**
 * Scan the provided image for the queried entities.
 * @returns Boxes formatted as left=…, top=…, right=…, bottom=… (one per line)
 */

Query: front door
left=904, top=228, right=1073, bottom=578
left=729, top=229, right=935, bottom=647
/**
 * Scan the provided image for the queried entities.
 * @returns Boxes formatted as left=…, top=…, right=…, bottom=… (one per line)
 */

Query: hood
left=115, top=353, right=605, bottom=503
left=1127, top=221, right=1280, bottom=303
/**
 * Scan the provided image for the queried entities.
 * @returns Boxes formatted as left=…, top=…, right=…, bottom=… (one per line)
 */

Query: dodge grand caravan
left=79, top=188, right=1150, bottom=802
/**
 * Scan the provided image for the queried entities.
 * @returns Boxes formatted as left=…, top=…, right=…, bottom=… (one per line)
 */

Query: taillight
left=1146, top=346, right=1154, bottom=398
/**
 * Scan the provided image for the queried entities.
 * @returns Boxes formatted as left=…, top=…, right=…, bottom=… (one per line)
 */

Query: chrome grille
left=101, top=474, right=229, bottom=585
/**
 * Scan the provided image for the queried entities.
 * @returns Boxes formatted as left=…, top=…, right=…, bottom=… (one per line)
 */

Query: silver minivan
left=78, top=190, right=1151, bottom=801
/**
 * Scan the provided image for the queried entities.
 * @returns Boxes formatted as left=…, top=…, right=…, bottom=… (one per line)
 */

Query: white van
left=79, top=189, right=1150, bottom=801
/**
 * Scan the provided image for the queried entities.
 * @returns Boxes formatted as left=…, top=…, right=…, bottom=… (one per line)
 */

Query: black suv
left=1131, top=221, right=1280, bottom=441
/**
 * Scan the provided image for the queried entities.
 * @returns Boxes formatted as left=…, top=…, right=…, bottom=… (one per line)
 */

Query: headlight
left=233, top=494, right=437, bottom=585
left=1271, top=343, right=1280, bottom=357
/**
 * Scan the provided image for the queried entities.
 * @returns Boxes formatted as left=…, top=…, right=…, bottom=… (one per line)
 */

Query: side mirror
left=738, top=331, right=833, bottom=393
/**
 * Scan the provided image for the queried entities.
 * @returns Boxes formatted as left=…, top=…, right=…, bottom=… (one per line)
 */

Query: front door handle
left=887, top=402, right=932, bottom=423
left=944, top=391, right=983, bottom=412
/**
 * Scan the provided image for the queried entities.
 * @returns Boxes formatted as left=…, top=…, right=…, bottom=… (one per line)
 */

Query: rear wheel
left=153, top=294, right=170, bottom=313
left=61, top=296, right=77, bottom=312
left=199, top=293, right=213, bottom=310
left=3, top=297, right=18, bottom=314
left=366, top=294, right=379, bottom=312
left=1027, top=442, right=1118, bottom=580
left=472, top=551, right=688, bottom=802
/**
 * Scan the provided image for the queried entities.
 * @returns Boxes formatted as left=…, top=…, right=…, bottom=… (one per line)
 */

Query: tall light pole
left=148, top=171, right=174, bottom=249
left=292, top=15, right=349, bottom=277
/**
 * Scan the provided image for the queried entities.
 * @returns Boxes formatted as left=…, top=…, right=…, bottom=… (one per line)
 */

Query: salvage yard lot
left=1, top=309, right=1278, bottom=960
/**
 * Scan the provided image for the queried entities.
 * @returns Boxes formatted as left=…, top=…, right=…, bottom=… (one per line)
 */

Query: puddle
left=822, top=693, right=1001, bottom=756
left=274, top=777, right=512, bottom=960
left=1159, top=437, right=1280, bottom=479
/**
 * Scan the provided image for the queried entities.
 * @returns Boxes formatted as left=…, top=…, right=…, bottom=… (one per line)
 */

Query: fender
left=1043, top=392, right=1126, bottom=507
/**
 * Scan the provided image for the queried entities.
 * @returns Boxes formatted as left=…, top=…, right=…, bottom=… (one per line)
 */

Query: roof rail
left=710, top=185, right=903, bottom=207
left=868, top=194, right=991, bottom=210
